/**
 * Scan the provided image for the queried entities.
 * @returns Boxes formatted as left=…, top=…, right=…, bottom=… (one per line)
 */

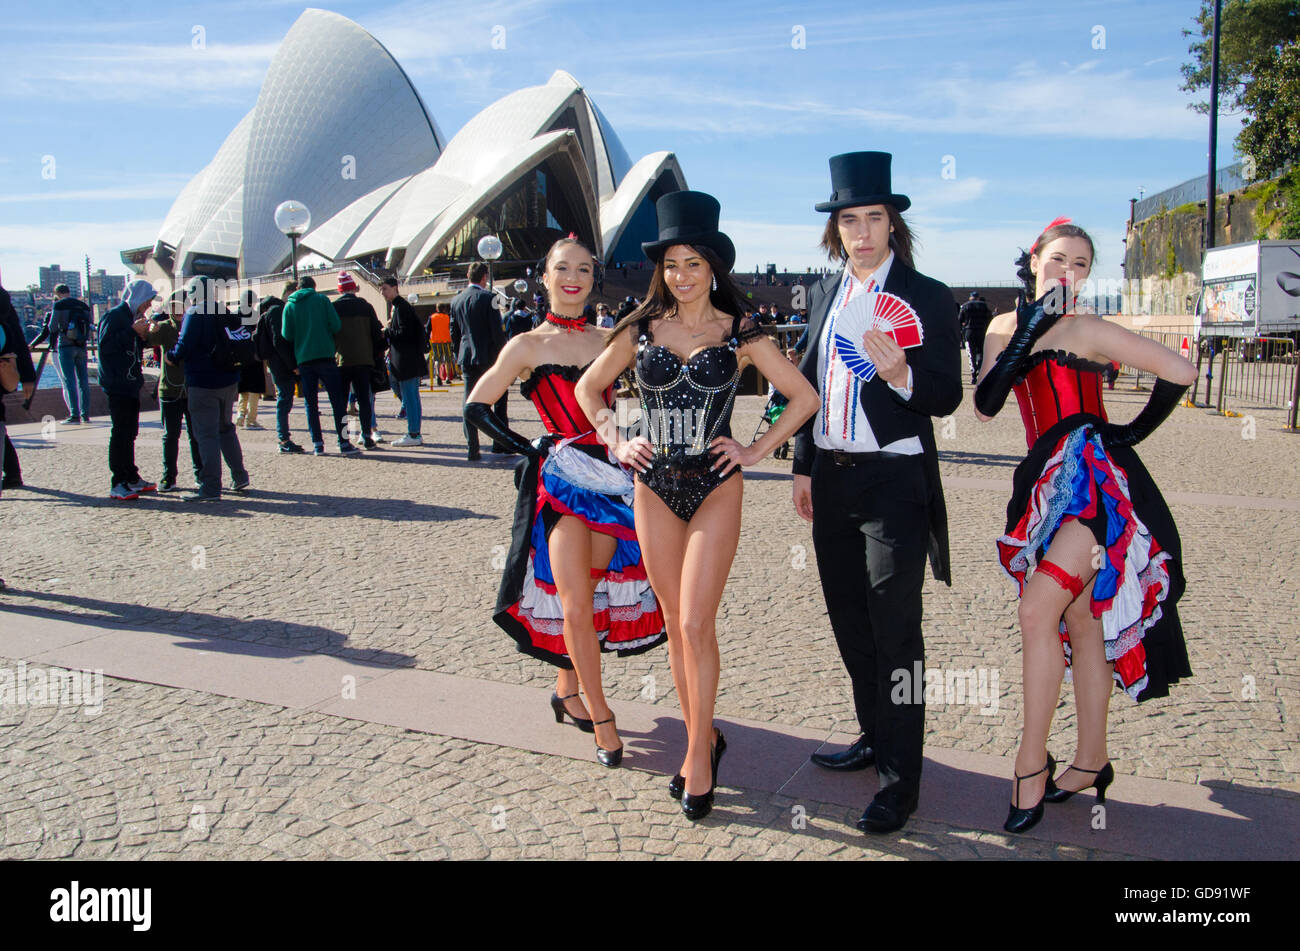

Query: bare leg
left=634, top=483, right=692, bottom=777
left=677, top=477, right=743, bottom=796
left=1059, top=575, right=1113, bottom=789
left=1013, top=519, right=1099, bottom=807
left=554, top=668, right=585, bottom=717
left=550, top=516, right=619, bottom=750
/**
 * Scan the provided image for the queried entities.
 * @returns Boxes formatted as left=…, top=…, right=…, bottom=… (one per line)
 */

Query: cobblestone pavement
left=1, top=377, right=1297, bottom=858
left=0, top=669, right=1138, bottom=860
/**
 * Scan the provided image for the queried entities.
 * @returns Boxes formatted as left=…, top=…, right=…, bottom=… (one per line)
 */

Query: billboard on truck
left=1199, top=242, right=1258, bottom=334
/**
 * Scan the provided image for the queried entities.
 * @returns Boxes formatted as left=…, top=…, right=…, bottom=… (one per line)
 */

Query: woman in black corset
left=576, top=192, right=818, bottom=819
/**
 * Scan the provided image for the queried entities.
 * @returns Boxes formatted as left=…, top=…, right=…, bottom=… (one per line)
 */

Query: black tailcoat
left=792, top=260, right=962, bottom=584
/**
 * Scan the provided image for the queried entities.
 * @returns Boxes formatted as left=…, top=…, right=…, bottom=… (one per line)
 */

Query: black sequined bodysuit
left=634, top=313, right=765, bottom=521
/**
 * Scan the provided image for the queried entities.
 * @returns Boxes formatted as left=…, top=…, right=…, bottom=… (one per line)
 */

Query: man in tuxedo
left=449, top=263, right=508, bottom=460
left=791, top=151, right=962, bottom=834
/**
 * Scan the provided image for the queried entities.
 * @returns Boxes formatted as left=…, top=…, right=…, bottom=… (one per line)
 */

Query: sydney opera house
left=122, top=8, right=687, bottom=290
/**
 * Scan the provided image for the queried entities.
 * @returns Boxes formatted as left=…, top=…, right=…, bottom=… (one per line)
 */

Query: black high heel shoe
left=1003, top=754, right=1056, bottom=834
left=1044, top=761, right=1114, bottom=804
left=550, top=691, right=594, bottom=733
left=681, top=730, right=725, bottom=820
left=593, top=714, right=623, bottom=768
left=669, top=728, right=726, bottom=800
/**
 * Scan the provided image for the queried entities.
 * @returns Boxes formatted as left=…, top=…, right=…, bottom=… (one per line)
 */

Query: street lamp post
left=477, top=234, right=503, bottom=291
left=274, top=200, right=312, bottom=281
left=1206, top=0, right=1222, bottom=253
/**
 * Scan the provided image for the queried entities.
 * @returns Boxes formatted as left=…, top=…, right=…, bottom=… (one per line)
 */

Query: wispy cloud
left=0, top=177, right=194, bottom=204
left=594, top=59, right=1208, bottom=141
left=0, top=218, right=162, bottom=288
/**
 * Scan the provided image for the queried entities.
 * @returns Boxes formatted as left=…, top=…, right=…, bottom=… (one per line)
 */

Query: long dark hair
left=606, top=244, right=747, bottom=347
left=1016, top=222, right=1096, bottom=300
left=820, top=205, right=915, bottom=269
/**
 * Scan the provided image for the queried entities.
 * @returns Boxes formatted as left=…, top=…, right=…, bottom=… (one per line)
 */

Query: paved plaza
left=1, top=378, right=1297, bottom=860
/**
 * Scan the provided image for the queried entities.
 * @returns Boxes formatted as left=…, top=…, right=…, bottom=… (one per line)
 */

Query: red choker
left=545, top=312, right=586, bottom=331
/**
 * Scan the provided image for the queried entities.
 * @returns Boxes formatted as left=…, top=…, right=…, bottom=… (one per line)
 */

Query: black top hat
left=815, top=151, right=911, bottom=213
left=642, top=190, right=736, bottom=272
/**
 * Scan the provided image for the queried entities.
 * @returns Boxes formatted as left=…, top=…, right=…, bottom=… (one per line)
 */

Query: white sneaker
left=371, top=432, right=385, bottom=443
left=392, top=434, right=423, bottom=447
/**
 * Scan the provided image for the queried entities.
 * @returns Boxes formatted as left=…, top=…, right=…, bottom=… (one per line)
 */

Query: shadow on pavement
left=0, top=589, right=418, bottom=668
left=15, top=484, right=489, bottom=523
left=938, top=450, right=1021, bottom=468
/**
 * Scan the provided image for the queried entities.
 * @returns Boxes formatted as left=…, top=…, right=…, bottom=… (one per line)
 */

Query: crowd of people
left=0, top=150, right=1197, bottom=839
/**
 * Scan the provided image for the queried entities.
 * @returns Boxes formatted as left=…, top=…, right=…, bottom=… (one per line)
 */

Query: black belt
left=821, top=448, right=915, bottom=467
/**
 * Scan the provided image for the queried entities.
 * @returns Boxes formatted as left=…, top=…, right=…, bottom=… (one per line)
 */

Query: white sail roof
left=143, top=14, right=685, bottom=281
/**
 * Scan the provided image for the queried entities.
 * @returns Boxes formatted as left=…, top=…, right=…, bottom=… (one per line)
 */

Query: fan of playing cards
left=832, top=291, right=924, bottom=383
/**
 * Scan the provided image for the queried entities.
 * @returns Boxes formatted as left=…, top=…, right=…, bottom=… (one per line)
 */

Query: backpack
left=211, top=314, right=257, bottom=371
left=62, top=301, right=90, bottom=346
left=253, top=308, right=277, bottom=362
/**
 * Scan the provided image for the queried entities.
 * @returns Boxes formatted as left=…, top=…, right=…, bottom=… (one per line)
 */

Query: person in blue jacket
left=166, top=276, right=249, bottom=501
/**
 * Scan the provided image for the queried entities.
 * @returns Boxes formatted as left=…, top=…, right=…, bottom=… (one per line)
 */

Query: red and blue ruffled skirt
left=494, top=444, right=666, bottom=668
left=997, top=414, right=1191, bottom=701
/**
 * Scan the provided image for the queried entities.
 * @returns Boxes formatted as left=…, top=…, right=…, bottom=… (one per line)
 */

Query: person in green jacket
left=142, top=293, right=203, bottom=491
left=280, top=275, right=352, bottom=454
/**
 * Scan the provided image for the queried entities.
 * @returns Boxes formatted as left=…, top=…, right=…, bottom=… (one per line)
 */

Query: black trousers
left=160, top=396, right=202, bottom=483
left=3, top=434, right=19, bottom=483
left=338, top=365, right=373, bottom=440
left=967, top=338, right=985, bottom=380
left=811, top=449, right=930, bottom=801
left=107, top=393, right=141, bottom=488
left=461, top=363, right=507, bottom=454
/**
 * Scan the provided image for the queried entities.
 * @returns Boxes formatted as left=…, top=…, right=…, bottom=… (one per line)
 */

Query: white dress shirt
left=812, top=253, right=923, bottom=455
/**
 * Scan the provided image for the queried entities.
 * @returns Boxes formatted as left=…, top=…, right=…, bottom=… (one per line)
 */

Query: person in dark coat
left=233, top=289, right=268, bottom=429
left=255, top=282, right=303, bottom=452
left=98, top=280, right=159, bottom=499
left=30, top=283, right=93, bottom=424
left=141, top=292, right=202, bottom=492
left=1, top=281, right=38, bottom=494
left=379, top=277, right=426, bottom=446
left=448, top=263, right=507, bottom=460
left=332, top=271, right=385, bottom=450
left=791, top=152, right=962, bottom=835
left=959, top=291, right=994, bottom=384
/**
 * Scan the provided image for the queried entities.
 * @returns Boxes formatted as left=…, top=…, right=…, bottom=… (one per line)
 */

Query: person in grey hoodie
left=97, top=280, right=157, bottom=500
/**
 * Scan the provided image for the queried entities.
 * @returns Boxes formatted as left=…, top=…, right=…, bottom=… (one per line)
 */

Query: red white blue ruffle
left=997, top=424, right=1173, bottom=700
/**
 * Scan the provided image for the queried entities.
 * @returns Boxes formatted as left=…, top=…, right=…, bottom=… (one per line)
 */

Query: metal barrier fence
left=1124, top=331, right=1300, bottom=428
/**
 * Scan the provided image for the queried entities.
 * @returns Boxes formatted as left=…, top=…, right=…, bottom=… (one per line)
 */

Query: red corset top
left=519, top=363, right=610, bottom=446
left=1012, top=350, right=1110, bottom=449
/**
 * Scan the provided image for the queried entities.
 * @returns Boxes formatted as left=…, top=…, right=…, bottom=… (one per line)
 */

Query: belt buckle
left=830, top=450, right=854, bottom=468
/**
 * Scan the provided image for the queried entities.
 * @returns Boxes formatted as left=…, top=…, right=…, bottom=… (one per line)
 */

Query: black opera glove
left=464, top=401, right=539, bottom=458
left=531, top=433, right=559, bottom=459
left=973, top=287, right=1070, bottom=418
left=1096, top=378, right=1188, bottom=449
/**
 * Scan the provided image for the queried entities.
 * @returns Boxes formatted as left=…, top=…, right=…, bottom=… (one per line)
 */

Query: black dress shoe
left=857, top=788, right=918, bottom=835
left=810, top=735, right=875, bottom=771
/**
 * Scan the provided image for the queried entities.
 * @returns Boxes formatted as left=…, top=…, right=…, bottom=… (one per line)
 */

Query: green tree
left=1181, top=0, right=1300, bottom=114
left=1238, top=41, right=1300, bottom=178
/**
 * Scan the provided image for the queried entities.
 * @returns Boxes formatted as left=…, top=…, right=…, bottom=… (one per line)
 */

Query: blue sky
left=0, top=0, right=1240, bottom=290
